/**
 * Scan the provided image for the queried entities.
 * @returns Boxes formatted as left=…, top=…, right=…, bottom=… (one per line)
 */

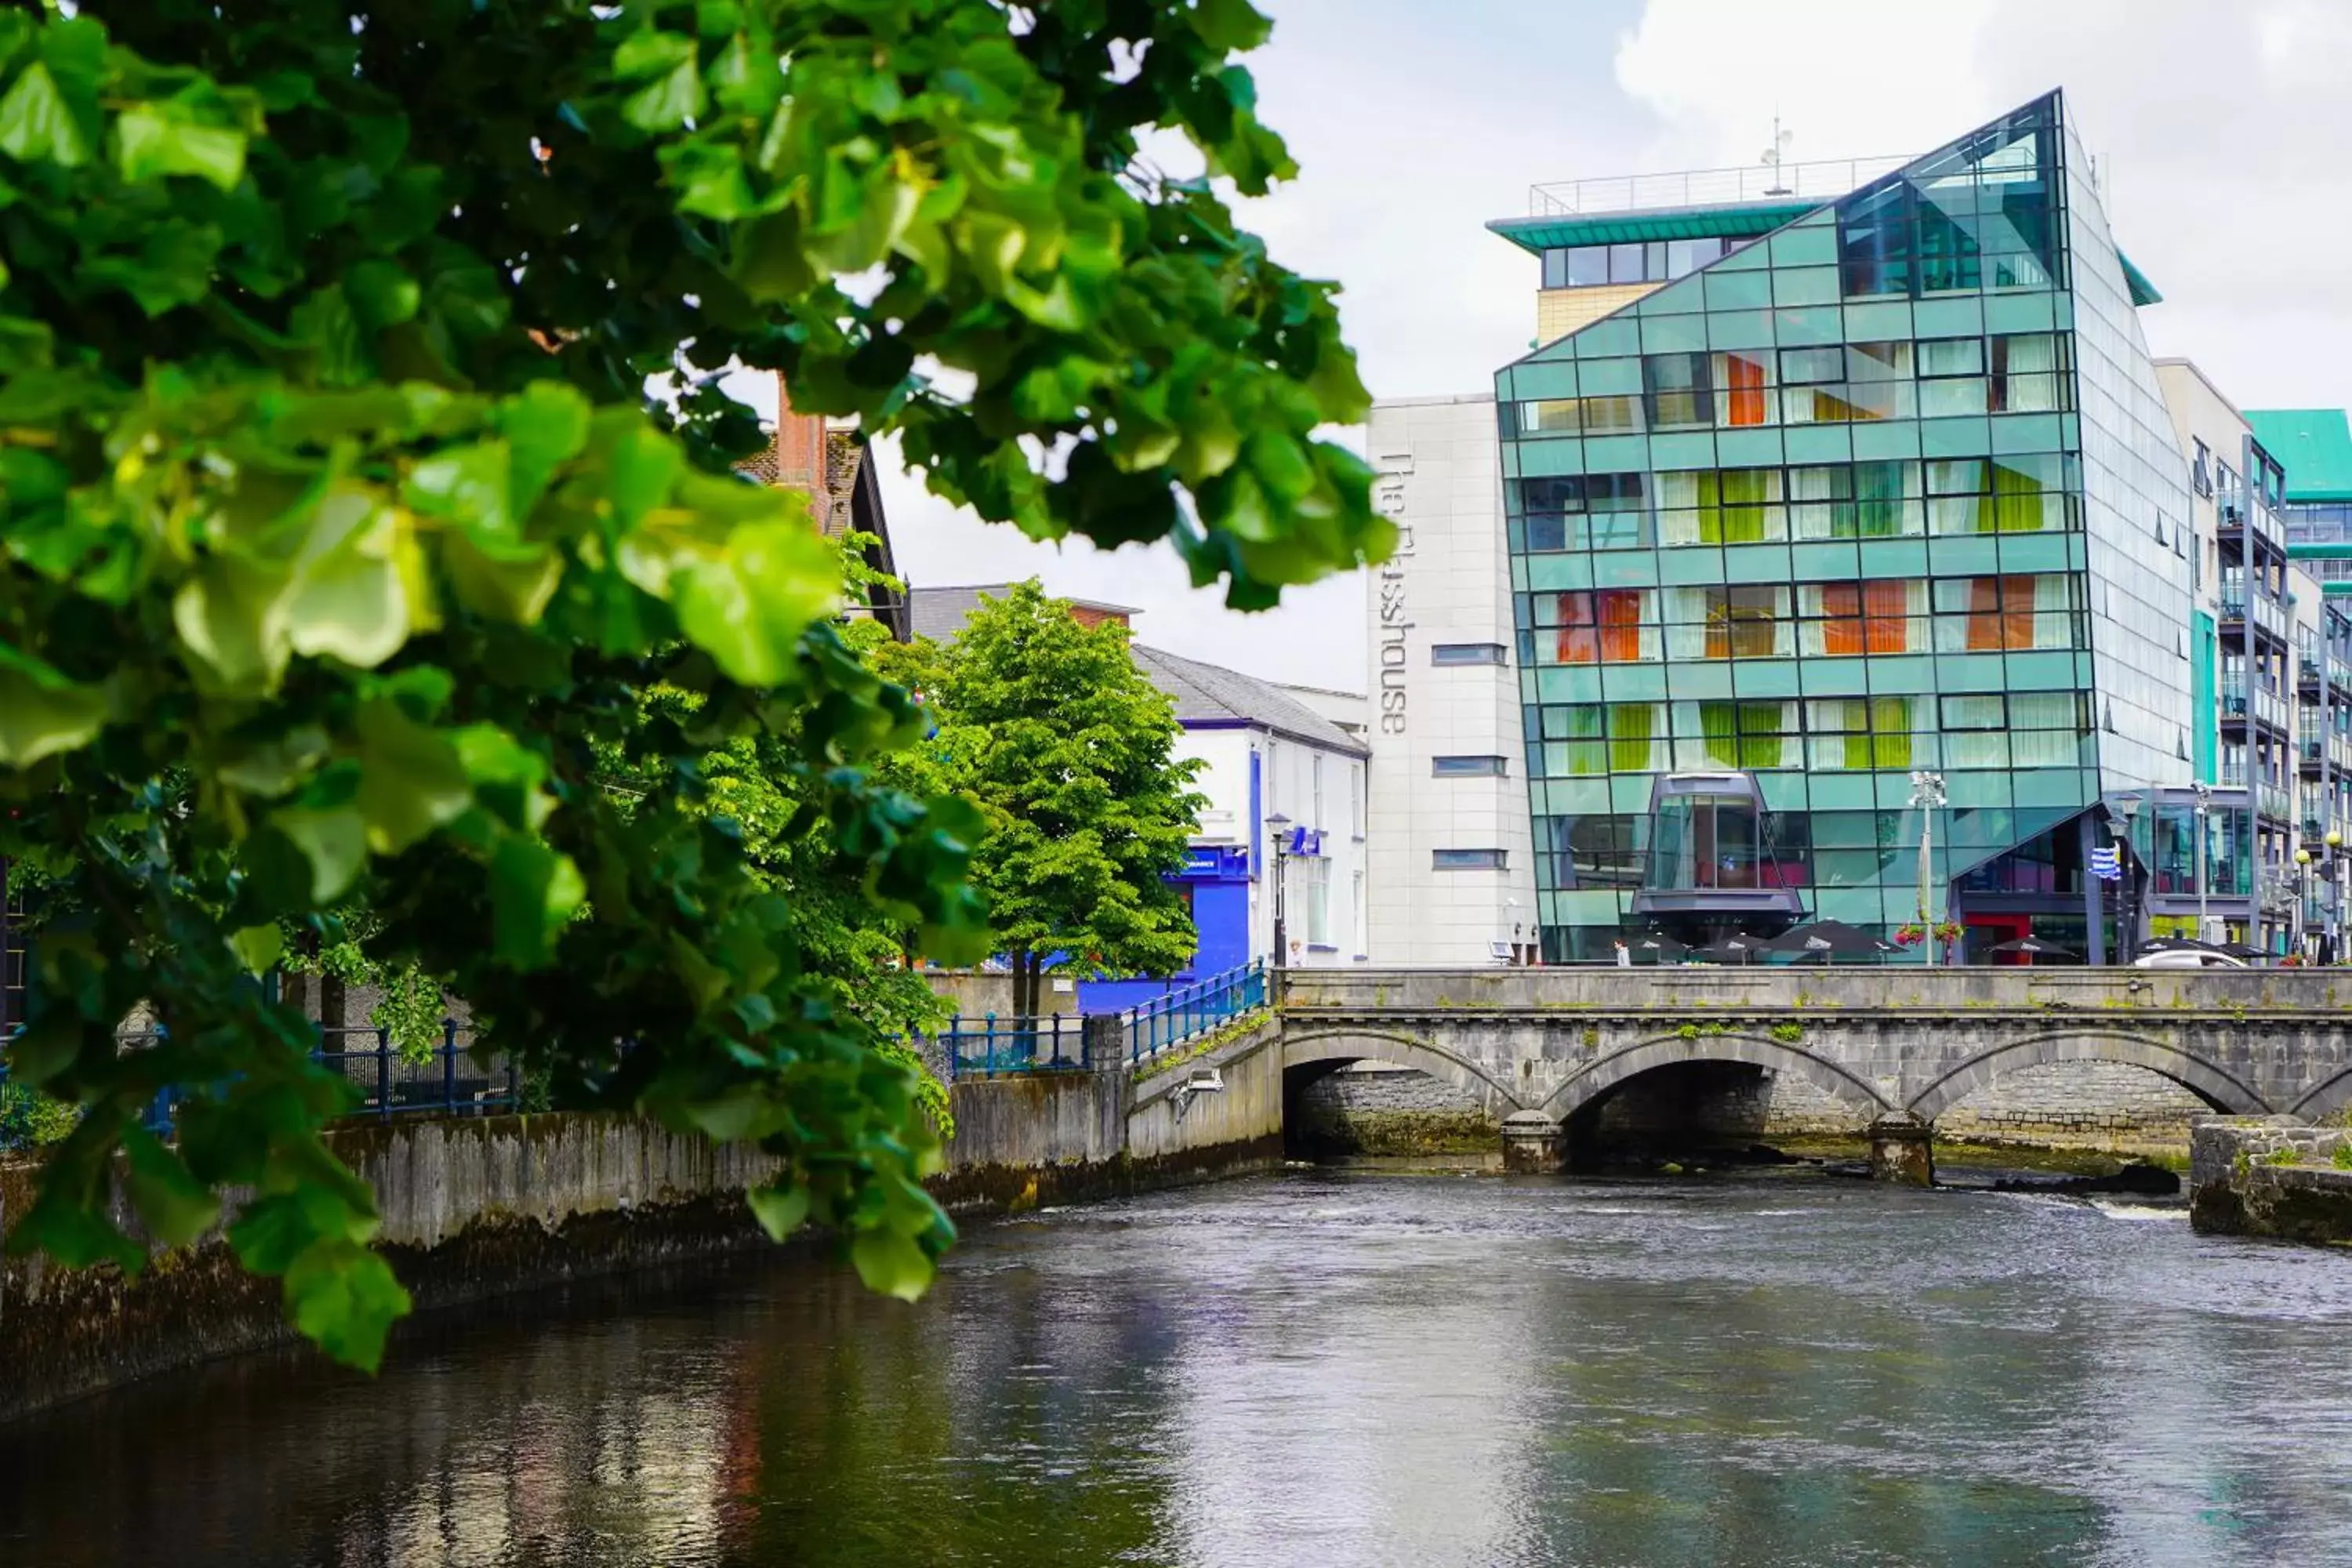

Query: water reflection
left=3, top=1173, right=2350, bottom=1567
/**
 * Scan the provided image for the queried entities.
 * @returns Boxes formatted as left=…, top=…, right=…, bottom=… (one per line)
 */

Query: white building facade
left=1363, top=395, right=1540, bottom=965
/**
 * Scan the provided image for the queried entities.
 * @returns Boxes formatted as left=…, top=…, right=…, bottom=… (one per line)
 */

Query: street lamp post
left=1265, top=812, right=1290, bottom=970
left=2191, top=779, right=2213, bottom=946
left=2113, top=793, right=2143, bottom=960
left=2296, top=846, right=2314, bottom=962
left=1909, top=770, right=1947, bottom=966
left=2330, top=829, right=2344, bottom=964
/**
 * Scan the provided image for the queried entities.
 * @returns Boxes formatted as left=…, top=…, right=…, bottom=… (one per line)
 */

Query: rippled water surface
left=5, top=1171, right=2352, bottom=1567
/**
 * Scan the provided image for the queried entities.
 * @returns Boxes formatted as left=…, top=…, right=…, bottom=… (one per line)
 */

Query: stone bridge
left=1267, top=967, right=2352, bottom=1181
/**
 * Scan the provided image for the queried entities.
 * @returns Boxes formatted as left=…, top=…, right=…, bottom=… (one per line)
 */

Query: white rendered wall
left=1363, top=394, right=1538, bottom=964
left=1174, top=724, right=1368, bottom=968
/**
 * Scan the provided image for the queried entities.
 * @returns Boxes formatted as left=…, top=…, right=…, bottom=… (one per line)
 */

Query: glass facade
left=1497, top=93, right=2196, bottom=957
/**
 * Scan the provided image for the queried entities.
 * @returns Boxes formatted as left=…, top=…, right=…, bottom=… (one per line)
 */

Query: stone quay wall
left=2189, top=1116, right=2352, bottom=1243
left=0, top=1013, right=1282, bottom=1421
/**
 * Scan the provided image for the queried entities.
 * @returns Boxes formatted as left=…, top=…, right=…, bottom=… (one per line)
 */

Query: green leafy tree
left=0, top=0, right=1385, bottom=1368
left=890, top=583, right=1203, bottom=1020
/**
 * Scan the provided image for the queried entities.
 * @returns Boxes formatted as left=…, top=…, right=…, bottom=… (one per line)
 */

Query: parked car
left=2132, top=949, right=2248, bottom=969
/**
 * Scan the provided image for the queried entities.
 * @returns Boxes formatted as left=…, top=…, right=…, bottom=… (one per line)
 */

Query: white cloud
left=832, top=0, right=2352, bottom=695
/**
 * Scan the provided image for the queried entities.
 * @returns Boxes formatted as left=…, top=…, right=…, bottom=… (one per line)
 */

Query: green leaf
left=343, top=259, right=421, bottom=329
left=284, top=490, right=423, bottom=670
left=0, top=62, right=90, bottom=168
left=123, top=1127, right=224, bottom=1246
left=0, top=641, right=105, bottom=768
left=672, top=520, right=841, bottom=686
left=115, top=105, right=248, bottom=190
left=849, top=1227, right=935, bottom=1302
left=270, top=802, right=368, bottom=902
left=352, top=699, right=471, bottom=855
left=404, top=441, right=513, bottom=535
left=623, top=61, right=705, bottom=133
left=746, top=1179, right=811, bottom=1240
left=284, top=1240, right=412, bottom=1372
left=497, top=381, right=591, bottom=517
left=489, top=836, right=586, bottom=967
left=230, top=923, right=285, bottom=976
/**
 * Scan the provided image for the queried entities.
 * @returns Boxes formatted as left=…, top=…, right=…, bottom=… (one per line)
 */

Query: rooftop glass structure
left=1494, top=92, right=2198, bottom=959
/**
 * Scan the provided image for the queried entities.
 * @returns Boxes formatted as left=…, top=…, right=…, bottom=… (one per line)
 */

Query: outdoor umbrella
left=1632, top=934, right=1690, bottom=962
left=2218, top=942, right=2265, bottom=960
left=1987, top=936, right=2078, bottom=965
left=1757, top=919, right=1900, bottom=959
left=1692, top=935, right=1761, bottom=964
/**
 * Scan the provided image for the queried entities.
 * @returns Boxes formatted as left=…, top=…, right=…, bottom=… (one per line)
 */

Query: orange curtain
left=1965, top=577, right=2002, bottom=649
left=1822, top=583, right=1864, bottom=655
left=2002, top=575, right=2036, bottom=649
left=1965, top=576, right=2037, bottom=650
left=1599, top=590, right=1642, bottom=662
left=1864, top=579, right=1908, bottom=652
left=1555, top=593, right=1596, bottom=664
left=1726, top=354, right=1767, bottom=427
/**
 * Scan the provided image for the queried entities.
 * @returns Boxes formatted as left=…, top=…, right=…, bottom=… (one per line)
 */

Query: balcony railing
left=1526, top=153, right=1912, bottom=218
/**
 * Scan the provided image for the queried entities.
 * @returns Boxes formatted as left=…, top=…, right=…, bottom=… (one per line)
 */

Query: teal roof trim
left=2290, top=543, right=2352, bottom=560
left=2247, top=408, right=2352, bottom=502
left=1487, top=204, right=1816, bottom=255
left=2116, top=251, right=2162, bottom=307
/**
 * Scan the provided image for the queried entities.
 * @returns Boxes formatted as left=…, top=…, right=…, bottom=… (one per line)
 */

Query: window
left=1656, top=468, right=1784, bottom=544
left=1352, top=762, right=1365, bottom=837
left=2192, top=439, right=2214, bottom=499
left=1718, top=350, right=1772, bottom=427
left=1554, top=590, right=1649, bottom=663
left=1644, top=352, right=1715, bottom=430
left=1693, top=701, right=1795, bottom=770
left=1663, top=585, right=1784, bottom=659
left=1807, top=696, right=1915, bottom=769
left=1432, top=755, right=1509, bottom=777
left=1803, top=579, right=1921, bottom=655
left=1566, top=245, right=1610, bottom=287
left=1990, top=332, right=2065, bottom=413
left=1940, top=695, right=2005, bottom=729
left=1926, top=454, right=2071, bottom=534
left=1433, top=848, right=1508, bottom=870
left=1432, top=643, right=1508, bottom=666
left=1665, top=236, right=1726, bottom=278
left=1519, top=472, right=1648, bottom=552
left=1932, top=574, right=2075, bottom=651
left=1305, top=858, right=1332, bottom=946
left=1312, top=752, right=1325, bottom=827
left=1608, top=242, right=1646, bottom=284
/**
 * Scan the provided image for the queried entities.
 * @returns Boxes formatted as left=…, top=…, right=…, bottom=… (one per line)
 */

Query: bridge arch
left=1904, top=1030, right=2269, bottom=1123
left=1279, top=1027, right=1528, bottom=1115
left=1539, top=1033, right=1895, bottom=1126
left=2284, top=1063, right=2352, bottom=1122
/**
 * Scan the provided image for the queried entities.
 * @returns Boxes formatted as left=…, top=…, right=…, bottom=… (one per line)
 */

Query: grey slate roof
left=1132, top=644, right=1370, bottom=757
left=906, top=583, right=1139, bottom=643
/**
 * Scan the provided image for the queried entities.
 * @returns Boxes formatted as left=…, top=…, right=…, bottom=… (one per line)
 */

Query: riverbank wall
left=2189, top=1116, right=2352, bottom=1243
left=0, top=1014, right=1283, bottom=1421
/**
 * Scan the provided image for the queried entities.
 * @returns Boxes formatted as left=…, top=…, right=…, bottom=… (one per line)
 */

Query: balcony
left=2263, top=784, right=2296, bottom=823
left=2218, top=589, right=2291, bottom=644
left=2218, top=488, right=2287, bottom=554
left=2221, top=680, right=2290, bottom=735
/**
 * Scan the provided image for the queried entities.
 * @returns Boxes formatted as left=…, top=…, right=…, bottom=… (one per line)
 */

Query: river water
left=5, top=1170, right=2351, bottom=1568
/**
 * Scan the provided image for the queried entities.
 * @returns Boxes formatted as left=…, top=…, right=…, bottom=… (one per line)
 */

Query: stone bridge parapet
left=1269, top=967, right=2352, bottom=1178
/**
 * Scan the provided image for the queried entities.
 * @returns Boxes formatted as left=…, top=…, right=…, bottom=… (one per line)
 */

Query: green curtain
left=1566, top=704, right=1606, bottom=775
left=1608, top=702, right=1655, bottom=772
left=1700, top=701, right=1740, bottom=766
left=1719, top=470, right=1769, bottom=543
left=1854, top=461, right=1902, bottom=538
left=1839, top=699, right=1874, bottom=770
left=1989, top=459, right=2045, bottom=533
left=1737, top=701, right=1784, bottom=768
left=1868, top=695, right=1913, bottom=768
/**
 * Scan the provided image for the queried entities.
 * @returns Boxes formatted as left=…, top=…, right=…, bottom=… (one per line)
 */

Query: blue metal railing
left=1127, top=961, right=1268, bottom=1066
left=931, top=960, right=1272, bottom=1080
left=1, top=1019, right=517, bottom=1152
left=938, top=1012, right=1087, bottom=1080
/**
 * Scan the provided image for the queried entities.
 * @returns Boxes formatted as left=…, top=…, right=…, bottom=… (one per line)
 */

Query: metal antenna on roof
left=1761, top=114, right=1794, bottom=196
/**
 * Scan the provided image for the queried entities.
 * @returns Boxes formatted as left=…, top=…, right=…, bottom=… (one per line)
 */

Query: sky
left=743, top=0, right=2352, bottom=692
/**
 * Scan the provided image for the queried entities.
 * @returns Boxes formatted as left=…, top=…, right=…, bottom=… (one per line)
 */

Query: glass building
left=1490, top=93, right=2209, bottom=960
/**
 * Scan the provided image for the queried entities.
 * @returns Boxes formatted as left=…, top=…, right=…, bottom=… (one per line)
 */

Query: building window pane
left=1433, top=848, right=1508, bottom=870
left=1432, top=755, right=1509, bottom=777
left=1431, top=643, right=1508, bottom=666
left=1541, top=247, right=1569, bottom=290
left=1566, top=246, right=1610, bottom=286
left=1608, top=242, right=1646, bottom=284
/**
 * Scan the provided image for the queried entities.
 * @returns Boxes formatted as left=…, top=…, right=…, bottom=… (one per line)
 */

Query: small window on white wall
left=1312, top=752, right=1326, bottom=827
left=1305, top=858, right=1332, bottom=946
